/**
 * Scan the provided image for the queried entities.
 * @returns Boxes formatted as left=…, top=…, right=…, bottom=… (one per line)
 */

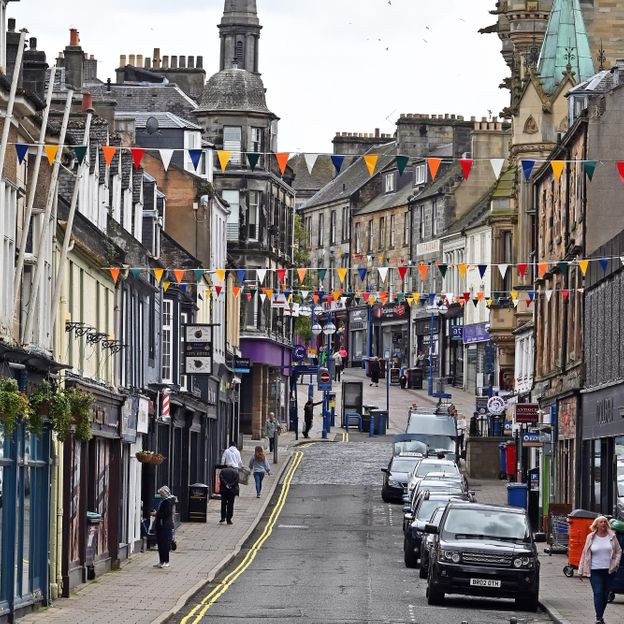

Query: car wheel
left=419, top=563, right=428, bottom=579
left=426, top=582, right=444, bottom=605
left=382, top=493, right=390, bottom=503
left=516, top=592, right=539, bottom=612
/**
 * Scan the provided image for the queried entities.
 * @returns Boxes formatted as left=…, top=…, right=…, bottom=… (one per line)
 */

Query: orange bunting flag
left=109, top=267, right=120, bottom=284
left=368, top=295, right=376, bottom=305
left=297, top=268, right=307, bottom=283
left=538, top=263, right=548, bottom=278
left=153, top=268, right=164, bottom=284
left=102, top=146, right=116, bottom=168
left=217, top=150, right=231, bottom=172
left=232, top=286, right=240, bottom=298
left=427, top=158, right=442, bottom=180
left=131, top=148, right=145, bottom=170
left=313, top=293, right=319, bottom=305
left=173, top=269, right=185, bottom=284
left=459, top=159, right=473, bottom=180
left=332, top=290, right=341, bottom=301
left=418, top=264, right=428, bottom=281
left=380, top=292, right=388, bottom=304
left=274, top=153, right=290, bottom=175
left=457, top=264, right=468, bottom=279
left=215, top=269, right=226, bottom=283
left=476, top=291, right=485, bottom=301
left=551, top=160, right=565, bottom=181
left=364, top=154, right=378, bottom=177
left=336, top=267, right=348, bottom=284
left=578, top=259, right=589, bottom=276
left=44, top=145, right=59, bottom=166
left=265, top=289, right=274, bottom=300
left=162, top=281, right=170, bottom=292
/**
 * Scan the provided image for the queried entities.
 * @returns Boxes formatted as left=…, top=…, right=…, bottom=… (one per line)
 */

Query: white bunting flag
left=545, top=289, right=553, bottom=302
left=299, top=290, right=309, bottom=300
left=490, top=158, right=505, bottom=179
left=621, top=257, right=624, bottom=267
left=256, top=268, right=267, bottom=284
left=378, top=267, right=389, bottom=282
left=160, top=149, right=174, bottom=172
left=304, top=153, right=319, bottom=175
left=259, top=293, right=267, bottom=304
left=445, top=293, right=455, bottom=304
left=498, top=264, right=509, bottom=280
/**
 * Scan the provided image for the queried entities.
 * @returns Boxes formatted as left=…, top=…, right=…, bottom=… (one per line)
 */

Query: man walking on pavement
left=303, top=397, right=322, bottom=438
left=264, top=412, right=280, bottom=452
left=332, top=350, right=343, bottom=381
left=219, top=464, right=240, bottom=525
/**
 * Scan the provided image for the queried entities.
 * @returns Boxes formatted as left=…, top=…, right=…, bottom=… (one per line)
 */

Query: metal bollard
left=369, top=415, right=375, bottom=437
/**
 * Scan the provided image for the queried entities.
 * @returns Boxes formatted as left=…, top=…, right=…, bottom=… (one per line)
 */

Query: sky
left=9, top=0, right=509, bottom=153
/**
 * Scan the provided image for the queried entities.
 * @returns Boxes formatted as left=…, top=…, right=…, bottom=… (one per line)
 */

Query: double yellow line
left=341, top=431, right=349, bottom=443
left=180, top=450, right=304, bottom=623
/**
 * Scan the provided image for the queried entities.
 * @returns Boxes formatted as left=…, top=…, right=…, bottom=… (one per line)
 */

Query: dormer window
left=384, top=173, right=395, bottom=194
left=415, top=164, right=426, bottom=186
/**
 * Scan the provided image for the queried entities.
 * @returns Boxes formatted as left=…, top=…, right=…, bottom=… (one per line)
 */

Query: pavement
left=19, top=367, right=620, bottom=624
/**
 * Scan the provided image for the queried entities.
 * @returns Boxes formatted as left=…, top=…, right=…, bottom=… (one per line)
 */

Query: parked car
left=403, top=493, right=471, bottom=568
left=421, top=470, right=469, bottom=491
left=405, top=410, right=459, bottom=461
left=381, top=455, right=422, bottom=503
left=413, top=479, right=466, bottom=500
left=406, top=458, right=460, bottom=495
left=425, top=502, right=540, bottom=611
left=419, top=507, right=446, bottom=579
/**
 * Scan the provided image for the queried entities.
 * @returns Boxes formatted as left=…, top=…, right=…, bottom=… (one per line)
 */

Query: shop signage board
left=416, top=239, right=440, bottom=256
left=451, top=326, right=463, bottom=341
left=183, top=324, right=213, bottom=375
left=487, top=395, right=506, bottom=415
left=515, top=403, right=539, bottom=424
left=463, top=323, right=491, bottom=345
left=522, top=432, right=544, bottom=448
left=476, top=396, right=489, bottom=415
left=234, top=357, right=251, bottom=374
left=293, top=345, right=306, bottom=361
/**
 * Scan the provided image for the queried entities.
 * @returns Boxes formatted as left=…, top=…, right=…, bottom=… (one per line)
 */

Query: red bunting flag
left=275, top=153, right=289, bottom=175
left=362, top=292, right=370, bottom=302
left=131, top=148, right=145, bottom=170
left=517, top=263, right=528, bottom=278
left=617, top=162, right=624, bottom=182
left=398, top=266, right=408, bottom=280
left=561, top=289, right=570, bottom=302
left=109, top=268, right=120, bottom=284
left=459, top=159, right=473, bottom=180
left=276, top=268, right=287, bottom=284
left=463, top=292, right=471, bottom=303
left=214, top=285, right=223, bottom=296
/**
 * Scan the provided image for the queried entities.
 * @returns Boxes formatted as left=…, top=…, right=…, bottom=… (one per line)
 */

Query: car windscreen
left=391, top=458, right=420, bottom=473
left=416, top=462, right=458, bottom=477
left=394, top=440, right=429, bottom=455
left=416, top=499, right=443, bottom=521
left=442, top=508, right=531, bottom=541
left=408, top=435, right=455, bottom=453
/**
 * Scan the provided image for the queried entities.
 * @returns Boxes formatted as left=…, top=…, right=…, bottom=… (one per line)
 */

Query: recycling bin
left=371, top=410, right=388, bottom=435
left=564, top=509, right=600, bottom=577
left=504, top=441, right=517, bottom=480
left=188, top=483, right=209, bottom=522
left=506, top=483, right=528, bottom=509
left=85, top=511, right=102, bottom=580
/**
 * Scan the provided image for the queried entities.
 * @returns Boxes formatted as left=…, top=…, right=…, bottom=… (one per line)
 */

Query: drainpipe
left=0, top=30, right=26, bottom=179
left=22, top=89, right=74, bottom=345
left=13, top=66, right=57, bottom=308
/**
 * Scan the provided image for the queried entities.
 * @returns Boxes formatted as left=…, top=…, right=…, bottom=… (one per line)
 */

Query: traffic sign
left=487, top=396, right=506, bottom=415
left=318, top=368, right=332, bottom=391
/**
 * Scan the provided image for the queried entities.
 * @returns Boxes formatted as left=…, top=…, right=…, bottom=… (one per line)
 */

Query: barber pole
left=161, top=390, right=171, bottom=420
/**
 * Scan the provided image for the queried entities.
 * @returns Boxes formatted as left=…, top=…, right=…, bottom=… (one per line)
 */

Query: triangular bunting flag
left=517, top=263, right=528, bottom=278
left=109, top=268, right=120, bottom=284
left=102, top=146, right=116, bottom=168
left=163, top=281, right=170, bottom=292
left=188, top=149, right=202, bottom=171
left=599, top=258, right=609, bottom=273
left=459, top=159, right=473, bottom=180
left=457, top=264, right=468, bottom=279
left=260, top=293, right=266, bottom=303
left=131, top=148, right=145, bottom=171
left=557, top=261, right=569, bottom=275
left=299, top=290, right=309, bottom=300
left=274, top=153, right=289, bottom=175
left=215, top=269, right=226, bottom=283
left=153, top=268, right=164, bottom=284
left=427, top=158, right=442, bottom=180
left=256, top=268, right=267, bottom=284
left=617, top=162, right=624, bottom=182
left=490, top=158, right=505, bottom=179
left=331, top=155, right=345, bottom=174
left=73, top=145, right=88, bottom=165
left=337, top=267, right=348, bottom=284
left=407, top=297, right=414, bottom=306
left=538, top=263, right=548, bottom=278
left=130, top=268, right=142, bottom=280
left=478, top=265, right=487, bottom=279
left=550, top=160, right=565, bottom=181
left=363, top=154, right=378, bottom=177
left=160, top=149, right=174, bottom=171
left=562, top=289, right=570, bottom=302
left=232, top=286, right=240, bottom=298
left=265, top=289, right=274, bottom=300
left=236, top=269, right=246, bottom=284
left=358, top=267, right=367, bottom=282
left=192, top=269, right=204, bottom=282
left=418, top=264, right=428, bottom=281
left=583, top=160, right=597, bottom=181
left=477, top=291, right=485, bottom=301
left=247, top=153, right=260, bottom=171
left=214, top=285, right=223, bottom=297
left=362, top=292, right=370, bottom=302
left=317, top=268, right=327, bottom=282
left=380, top=292, right=389, bottom=304
left=472, top=298, right=479, bottom=308
left=173, top=269, right=185, bottom=284
left=521, top=159, right=535, bottom=181
left=378, top=267, right=389, bottom=282
left=304, top=153, right=319, bottom=175
left=180, top=284, right=187, bottom=294
left=545, top=289, right=553, bottom=302
left=398, top=266, right=408, bottom=280
left=498, top=264, right=509, bottom=279
left=276, top=268, right=287, bottom=284
left=396, top=155, right=409, bottom=176
left=15, top=143, right=29, bottom=164
left=44, top=145, right=59, bottom=166
left=527, top=291, right=535, bottom=304
left=217, top=150, right=231, bottom=172
left=578, top=259, right=589, bottom=276
left=332, top=290, right=341, bottom=301
left=296, top=268, right=307, bottom=283
left=438, top=264, right=448, bottom=279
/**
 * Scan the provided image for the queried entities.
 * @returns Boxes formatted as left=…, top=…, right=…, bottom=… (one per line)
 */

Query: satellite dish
left=145, top=116, right=160, bottom=135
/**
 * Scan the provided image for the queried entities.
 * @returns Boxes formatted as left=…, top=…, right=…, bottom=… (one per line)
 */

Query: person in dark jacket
left=303, top=397, right=322, bottom=438
left=151, top=486, right=174, bottom=568
left=219, top=465, right=240, bottom=525
left=370, top=357, right=380, bottom=387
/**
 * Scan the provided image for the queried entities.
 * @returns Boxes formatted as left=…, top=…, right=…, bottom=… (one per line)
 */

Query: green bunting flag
left=438, top=264, right=448, bottom=278
left=247, top=153, right=260, bottom=171
left=396, top=155, right=409, bottom=176
left=73, top=145, right=88, bottom=164
left=584, top=160, right=597, bottom=181
left=317, top=268, right=327, bottom=282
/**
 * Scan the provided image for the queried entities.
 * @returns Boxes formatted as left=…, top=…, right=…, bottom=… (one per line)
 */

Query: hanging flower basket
left=136, top=451, right=153, bottom=463
left=150, top=453, right=166, bottom=465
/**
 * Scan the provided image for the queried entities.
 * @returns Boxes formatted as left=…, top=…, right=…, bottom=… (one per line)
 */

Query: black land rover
left=425, top=502, right=540, bottom=611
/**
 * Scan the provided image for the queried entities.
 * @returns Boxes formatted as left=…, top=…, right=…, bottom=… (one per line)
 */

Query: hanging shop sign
left=451, top=326, right=464, bottom=341
left=183, top=324, right=213, bottom=375
left=463, top=322, right=491, bottom=345
left=514, top=403, right=539, bottom=424
left=234, top=357, right=252, bottom=374
left=487, top=395, right=506, bottom=415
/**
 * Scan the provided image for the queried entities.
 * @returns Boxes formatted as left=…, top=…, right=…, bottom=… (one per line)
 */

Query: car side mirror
left=403, top=504, right=411, bottom=513
left=424, top=523, right=439, bottom=534
left=381, top=468, right=389, bottom=474
left=404, top=513, right=413, bottom=521
left=402, top=495, right=409, bottom=503
left=533, top=532, right=546, bottom=543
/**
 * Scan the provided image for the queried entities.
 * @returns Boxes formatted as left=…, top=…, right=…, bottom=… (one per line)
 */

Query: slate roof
left=115, top=111, right=202, bottom=131
left=410, top=164, right=462, bottom=203
left=198, top=68, right=271, bottom=114
left=491, top=166, right=517, bottom=198
left=444, top=190, right=493, bottom=236
left=569, top=69, right=619, bottom=94
left=353, top=181, right=413, bottom=217
left=289, top=154, right=335, bottom=194
left=304, top=141, right=397, bottom=209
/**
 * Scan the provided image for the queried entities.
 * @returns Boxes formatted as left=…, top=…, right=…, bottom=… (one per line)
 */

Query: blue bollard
left=369, top=415, right=375, bottom=437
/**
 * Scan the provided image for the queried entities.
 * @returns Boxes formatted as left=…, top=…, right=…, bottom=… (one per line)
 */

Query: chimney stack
left=29, top=37, right=37, bottom=50
left=129, top=53, right=136, bottom=66
left=69, top=28, right=79, bottom=46
left=179, top=56, right=186, bottom=69
left=144, top=57, right=151, bottom=69
left=64, top=27, right=85, bottom=89
left=162, top=55, right=169, bottom=69
left=171, top=55, right=178, bottom=69
left=153, top=47, right=161, bottom=69
left=7, top=18, right=15, bottom=31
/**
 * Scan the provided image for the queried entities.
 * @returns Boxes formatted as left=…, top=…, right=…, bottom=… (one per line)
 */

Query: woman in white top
left=578, top=515, right=622, bottom=624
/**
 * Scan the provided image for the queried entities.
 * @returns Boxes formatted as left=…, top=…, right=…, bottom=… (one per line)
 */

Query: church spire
left=219, top=0, right=262, bottom=74
left=537, top=0, right=595, bottom=94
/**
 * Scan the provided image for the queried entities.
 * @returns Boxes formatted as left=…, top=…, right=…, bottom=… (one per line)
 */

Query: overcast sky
left=10, top=0, right=509, bottom=153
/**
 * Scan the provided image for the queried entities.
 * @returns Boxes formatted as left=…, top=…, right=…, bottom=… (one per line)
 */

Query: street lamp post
left=426, top=301, right=448, bottom=396
left=321, top=315, right=336, bottom=439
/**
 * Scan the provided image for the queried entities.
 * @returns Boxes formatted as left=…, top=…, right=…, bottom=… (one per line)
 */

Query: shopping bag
left=215, top=468, right=221, bottom=494
left=238, top=468, right=250, bottom=485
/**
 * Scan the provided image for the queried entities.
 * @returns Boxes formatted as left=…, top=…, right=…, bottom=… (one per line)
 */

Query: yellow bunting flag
left=336, top=267, right=348, bottom=284
left=163, top=281, right=171, bottom=292
left=511, top=290, right=518, bottom=302
left=427, top=158, right=442, bottom=180
left=418, top=264, right=428, bottom=281
left=578, top=259, right=589, bottom=276
left=538, top=263, right=548, bottom=278
left=102, top=146, right=116, bottom=168
left=109, top=267, right=120, bottom=284
left=232, top=286, right=240, bottom=298
left=364, top=154, right=378, bottom=177
left=204, top=289, right=212, bottom=299
left=412, top=293, right=421, bottom=305
left=215, top=269, right=226, bottom=283
left=44, top=145, right=59, bottom=166
left=297, top=268, right=307, bottom=283
left=551, top=160, right=565, bottom=181
left=457, top=264, right=468, bottom=279
left=275, top=153, right=290, bottom=175
left=153, top=268, right=164, bottom=284
left=217, top=150, right=231, bottom=172
left=173, top=269, right=185, bottom=284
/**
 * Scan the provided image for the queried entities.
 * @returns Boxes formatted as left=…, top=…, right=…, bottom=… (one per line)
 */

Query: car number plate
left=470, top=578, right=501, bottom=588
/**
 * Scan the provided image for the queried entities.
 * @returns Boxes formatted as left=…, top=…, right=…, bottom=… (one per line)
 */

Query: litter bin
left=85, top=511, right=102, bottom=580
left=409, top=368, right=423, bottom=389
left=507, top=483, right=528, bottom=509
left=371, top=410, right=388, bottom=435
left=188, top=483, right=209, bottom=522
left=498, top=442, right=507, bottom=480
left=564, top=509, right=600, bottom=577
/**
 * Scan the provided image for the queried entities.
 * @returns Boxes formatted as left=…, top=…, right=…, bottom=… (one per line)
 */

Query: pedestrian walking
left=264, top=412, right=280, bottom=452
left=303, top=396, right=322, bottom=438
left=219, top=465, right=240, bottom=525
left=469, top=412, right=480, bottom=437
left=578, top=515, right=622, bottom=624
left=332, top=350, right=343, bottom=381
left=369, top=357, right=380, bottom=387
left=399, top=366, right=408, bottom=389
left=249, top=446, right=272, bottom=497
left=151, top=486, right=174, bottom=568
left=221, top=443, right=243, bottom=468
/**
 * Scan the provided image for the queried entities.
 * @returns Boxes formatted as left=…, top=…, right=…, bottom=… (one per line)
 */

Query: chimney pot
left=162, top=55, right=169, bottom=68
left=153, top=47, right=161, bottom=68
left=179, top=56, right=186, bottom=69
left=120, top=54, right=126, bottom=66
left=458, top=115, right=464, bottom=120
left=481, top=116, right=487, bottom=122
left=171, top=55, right=178, bottom=69
left=470, top=116, right=476, bottom=122
left=196, top=55, right=203, bottom=69
left=137, top=54, right=143, bottom=66
left=129, top=54, right=136, bottom=66
left=188, top=55, right=195, bottom=69
left=145, top=57, right=151, bottom=69
left=82, top=92, right=94, bottom=113
left=7, top=18, right=15, bottom=31
left=69, top=28, right=79, bottom=46
left=29, top=37, right=37, bottom=50
left=375, top=128, right=380, bottom=137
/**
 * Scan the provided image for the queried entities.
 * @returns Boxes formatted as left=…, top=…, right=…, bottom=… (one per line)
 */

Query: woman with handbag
left=151, top=486, right=174, bottom=568
left=249, top=446, right=272, bottom=498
